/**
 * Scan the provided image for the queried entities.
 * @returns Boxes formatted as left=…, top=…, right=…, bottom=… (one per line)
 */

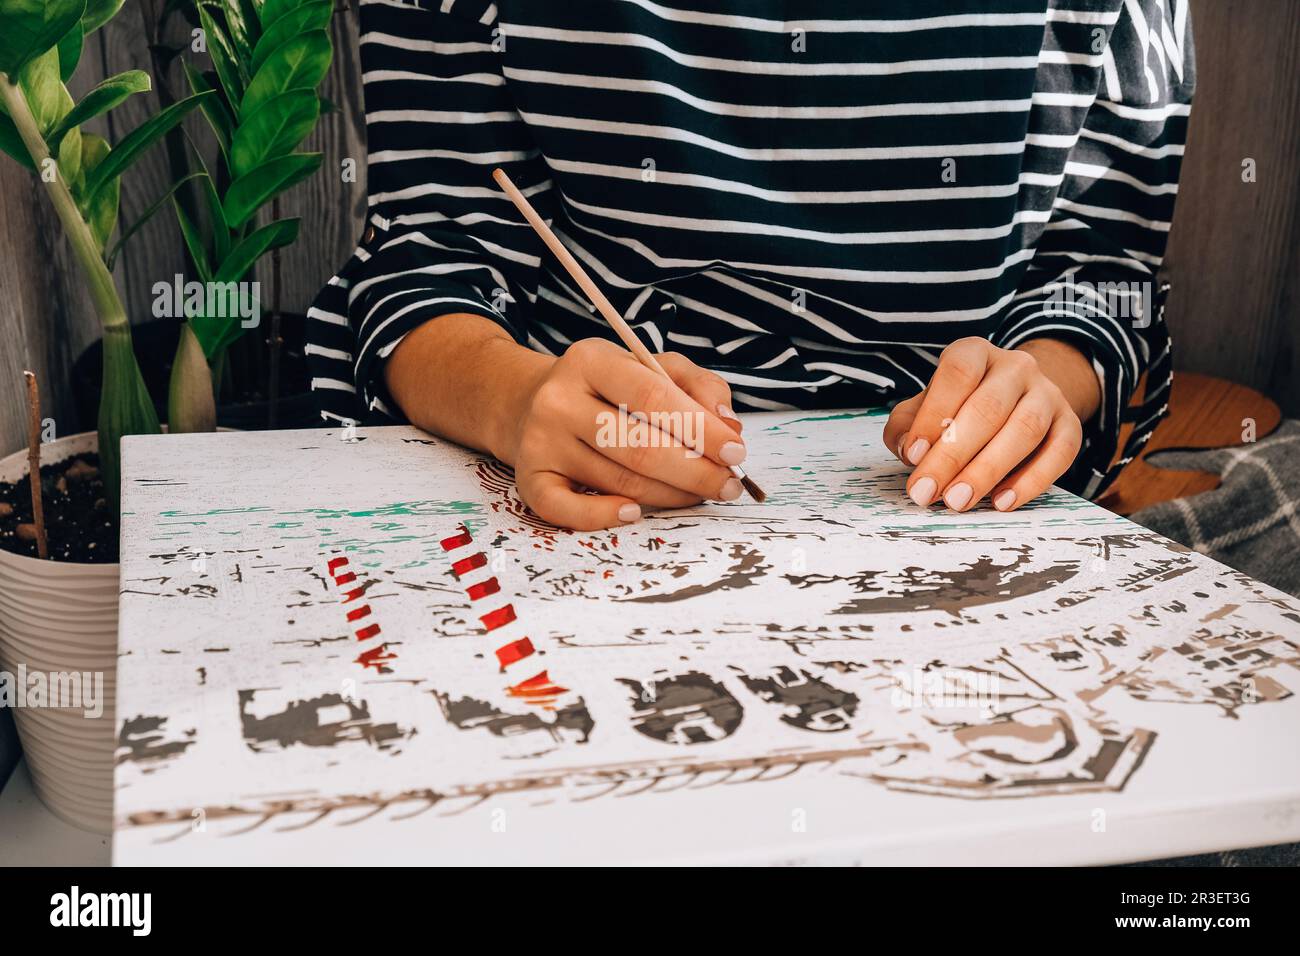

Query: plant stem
left=2, top=70, right=160, bottom=514
left=168, top=323, right=217, bottom=433
left=0, top=73, right=127, bottom=334
left=23, top=371, right=49, bottom=560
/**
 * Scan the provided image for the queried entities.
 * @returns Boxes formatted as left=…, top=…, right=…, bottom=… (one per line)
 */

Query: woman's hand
left=882, top=337, right=1100, bottom=513
left=495, top=338, right=746, bottom=530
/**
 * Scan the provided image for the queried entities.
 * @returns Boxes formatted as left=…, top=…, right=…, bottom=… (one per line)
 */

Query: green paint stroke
left=283, top=499, right=481, bottom=519
left=764, top=408, right=888, bottom=431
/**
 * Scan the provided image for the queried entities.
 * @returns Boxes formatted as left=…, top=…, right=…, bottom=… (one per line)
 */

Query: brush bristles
left=740, top=474, right=767, bottom=503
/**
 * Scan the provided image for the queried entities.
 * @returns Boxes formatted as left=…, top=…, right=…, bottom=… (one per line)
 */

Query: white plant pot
left=0, top=431, right=116, bottom=833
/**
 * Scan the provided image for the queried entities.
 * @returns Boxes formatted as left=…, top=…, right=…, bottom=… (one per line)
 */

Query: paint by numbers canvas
left=111, top=412, right=1300, bottom=864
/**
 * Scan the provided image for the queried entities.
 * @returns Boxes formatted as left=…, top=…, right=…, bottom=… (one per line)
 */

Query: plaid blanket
left=1133, top=420, right=1300, bottom=599
left=1130, top=419, right=1300, bottom=866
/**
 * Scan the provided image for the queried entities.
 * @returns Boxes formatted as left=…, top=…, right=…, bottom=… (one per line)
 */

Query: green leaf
left=78, top=132, right=118, bottom=250
left=218, top=0, right=253, bottom=63
left=222, top=150, right=320, bottom=229
left=197, top=4, right=245, bottom=110
left=190, top=216, right=300, bottom=356
left=82, top=0, right=126, bottom=34
left=173, top=195, right=212, bottom=282
left=198, top=171, right=231, bottom=263
left=215, top=215, right=297, bottom=282
left=0, top=0, right=86, bottom=77
left=57, top=22, right=83, bottom=82
left=250, top=1, right=330, bottom=74
left=221, top=0, right=260, bottom=62
left=172, top=136, right=233, bottom=265
left=0, top=112, right=36, bottom=168
left=181, top=60, right=232, bottom=159
left=239, top=29, right=330, bottom=120
left=16, top=46, right=73, bottom=137
left=81, top=90, right=212, bottom=202
left=57, top=120, right=82, bottom=190
left=230, top=88, right=317, bottom=179
left=105, top=171, right=205, bottom=270
left=258, top=0, right=302, bottom=32
left=47, top=69, right=150, bottom=152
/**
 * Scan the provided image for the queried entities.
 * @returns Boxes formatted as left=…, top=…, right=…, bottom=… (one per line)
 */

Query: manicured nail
left=909, top=476, right=936, bottom=508
left=944, top=482, right=973, bottom=511
left=993, top=489, right=1016, bottom=512
left=896, top=436, right=908, bottom=461
left=719, top=478, right=743, bottom=501
left=719, top=441, right=747, bottom=466
left=717, top=404, right=740, bottom=423
left=618, top=503, right=641, bottom=523
left=906, top=438, right=930, bottom=465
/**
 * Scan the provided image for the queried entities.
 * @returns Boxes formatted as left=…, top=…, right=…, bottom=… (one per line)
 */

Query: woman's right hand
left=495, top=338, right=747, bottom=530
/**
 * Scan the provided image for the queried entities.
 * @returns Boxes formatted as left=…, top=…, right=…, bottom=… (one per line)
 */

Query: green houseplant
left=0, top=0, right=211, bottom=502
left=163, top=0, right=335, bottom=432
left=0, top=0, right=214, bottom=833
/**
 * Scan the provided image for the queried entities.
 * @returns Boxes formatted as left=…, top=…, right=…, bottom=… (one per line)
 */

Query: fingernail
left=719, top=441, right=747, bottom=466
left=993, top=489, right=1016, bottom=512
left=896, top=435, right=908, bottom=461
left=906, top=438, right=930, bottom=465
left=618, top=503, right=641, bottom=523
left=909, top=476, right=936, bottom=508
left=717, top=404, right=739, bottom=423
left=719, top=478, right=743, bottom=501
left=944, top=482, right=973, bottom=511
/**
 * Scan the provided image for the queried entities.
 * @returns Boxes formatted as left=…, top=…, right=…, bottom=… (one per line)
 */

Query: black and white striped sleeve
left=340, top=0, right=551, bottom=418
left=993, top=0, right=1194, bottom=498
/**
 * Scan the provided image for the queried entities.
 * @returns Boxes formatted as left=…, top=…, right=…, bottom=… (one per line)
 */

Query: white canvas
left=112, top=412, right=1300, bottom=864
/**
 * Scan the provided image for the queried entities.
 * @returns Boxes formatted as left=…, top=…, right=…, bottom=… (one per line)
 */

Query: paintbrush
left=491, top=167, right=766, bottom=503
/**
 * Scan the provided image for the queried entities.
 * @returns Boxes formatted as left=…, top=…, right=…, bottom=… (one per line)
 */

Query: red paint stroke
left=440, top=527, right=473, bottom=551
left=428, top=523, right=573, bottom=707
left=341, top=586, right=366, bottom=603
left=466, top=577, right=501, bottom=601
left=355, top=643, right=397, bottom=672
left=328, top=556, right=350, bottom=574
left=451, top=552, right=488, bottom=576
left=494, top=637, right=535, bottom=668
left=333, top=571, right=357, bottom=586
left=355, top=622, right=382, bottom=642
left=507, top=670, right=568, bottom=702
left=346, top=605, right=371, bottom=622
left=479, top=604, right=517, bottom=632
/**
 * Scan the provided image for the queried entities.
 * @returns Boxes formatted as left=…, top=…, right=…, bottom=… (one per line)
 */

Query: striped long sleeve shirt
left=307, top=0, right=1194, bottom=498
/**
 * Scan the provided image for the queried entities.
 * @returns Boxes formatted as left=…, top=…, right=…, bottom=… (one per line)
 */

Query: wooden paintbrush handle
left=491, top=168, right=667, bottom=376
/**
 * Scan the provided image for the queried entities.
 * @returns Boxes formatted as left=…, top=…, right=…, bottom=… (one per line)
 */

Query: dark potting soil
left=0, top=452, right=117, bottom=564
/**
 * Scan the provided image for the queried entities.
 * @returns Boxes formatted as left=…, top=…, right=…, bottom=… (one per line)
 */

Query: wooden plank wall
left=1161, top=0, right=1300, bottom=416
left=1, top=0, right=1297, bottom=458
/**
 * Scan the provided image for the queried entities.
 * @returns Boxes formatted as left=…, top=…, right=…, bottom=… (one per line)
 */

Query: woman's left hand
left=883, top=337, right=1097, bottom=513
